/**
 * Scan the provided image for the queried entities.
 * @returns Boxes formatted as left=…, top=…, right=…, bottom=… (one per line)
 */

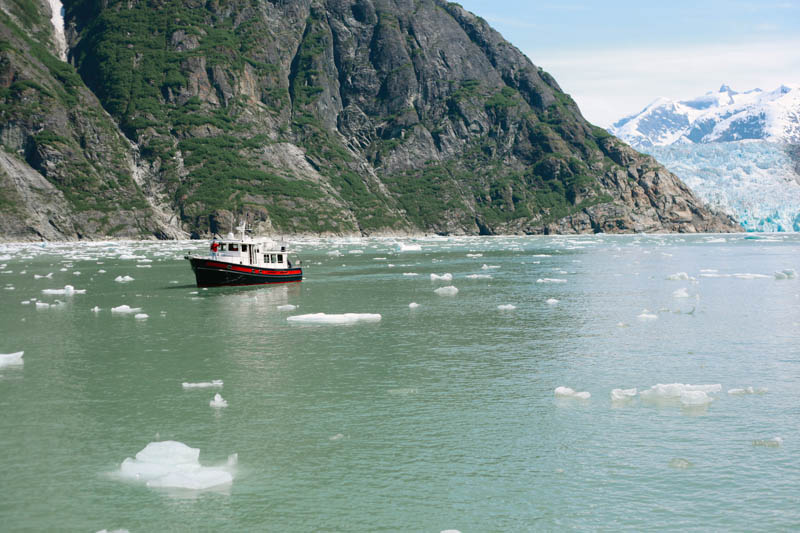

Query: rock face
left=0, top=0, right=740, bottom=240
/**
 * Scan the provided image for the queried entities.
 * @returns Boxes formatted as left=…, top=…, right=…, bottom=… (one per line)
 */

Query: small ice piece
left=287, top=313, right=382, bottom=324
left=732, top=273, right=771, bottom=280
left=329, top=433, right=344, bottom=441
left=35, top=302, right=50, bottom=309
left=117, top=440, right=234, bottom=490
left=326, top=250, right=341, bottom=257
left=666, top=272, right=689, bottom=280
left=134, top=313, right=149, bottom=320
left=34, top=273, right=53, bottom=279
left=466, top=253, right=483, bottom=257
left=466, top=274, right=492, bottom=279
left=546, top=298, right=559, bottom=305
left=397, top=243, right=421, bottom=252
left=639, top=383, right=721, bottom=405
left=668, top=458, right=693, bottom=469
left=210, top=393, right=228, bottom=408
left=672, top=288, right=689, bottom=298
left=434, top=286, right=458, bottom=296
left=114, top=275, right=134, bottom=283
left=73, top=271, right=81, bottom=276
left=0, top=351, right=24, bottom=368
left=610, top=388, right=637, bottom=401
left=536, top=278, right=566, bottom=283
left=408, top=302, right=419, bottom=309
left=727, top=386, right=768, bottom=395
left=775, top=269, right=797, bottom=280
left=430, top=273, right=453, bottom=281
left=91, top=306, right=101, bottom=313
left=680, top=390, right=713, bottom=406
left=497, top=304, right=516, bottom=310
left=348, top=249, right=363, bottom=254
left=402, top=273, right=418, bottom=276
left=111, top=305, right=143, bottom=314
left=752, top=437, right=783, bottom=448
left=637, top=310, right=658, bottom=320
left=182, top=380, right=223, bottom=389
left=481, top=264, right=500, bottom=270
left=98, top=269, right=106, bottom=273
left=21, top=300, right=30, bottom=305
left=554, top=386, right=590, bottom=399
left=276, top=304, right=297, bottom=311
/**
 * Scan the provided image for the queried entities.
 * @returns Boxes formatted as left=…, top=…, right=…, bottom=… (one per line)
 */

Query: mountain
left=0, top=0, right=739, bottom=240
left=610, top=85, right=800, bottom=232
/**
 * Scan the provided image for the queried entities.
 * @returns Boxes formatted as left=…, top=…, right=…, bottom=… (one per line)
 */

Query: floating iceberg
left=434, top=286, right=458, bottom=296
left=774, top=269, right=797, bottom=280
left=35, top=302, right=50, bottom=309
left=672, top=288, right=690, bottom=298
left=466, top=253, right=483, bottom=258
left=637, top=310, right=658, bottom=320
left=397, top=243, right=421, bottom=252
left=42, top=285, right=85, bottom=295
left=639, top=383, right=721, bottom=406
left=209, top=393, right=228, bottom=408
left=497, top=304, right=516, bottom=310
left=481, top=264, right=500, bottom=270
left=276, top=304, right=297, bottom=311
left=0, top=351, right=24, bottom=368
left=117, top=441, right=234, bottom=490
left=728, top=386, right=768, bottom=395
left=287, top=313, right=381, bottom=324
left=33, top=273, right=53, bottom=279
left=111, top=305, right=142, bottom=314
left=114, top=275, right=134, bottom=283
left=545, top=298, right=560, bottom=305
left=408, top=302, right=420, bottom=309
left=666, top=272, right=689, bottom=280
left=182, top=380, right=223, bottom=389
left=610, top=388, right=637, bottom=402
left=402, top=273, right=419, bottom=276
left=554, top=386, right=590, bottom=400
left=134, top=313, right=148, bottom=320
left=466, top=274, right=491, bottom=279
left=430, top=273, right=453, bottom=281
left=732, top=273, right=771, bottom=279
left=536, top=278, right=566, bottom=283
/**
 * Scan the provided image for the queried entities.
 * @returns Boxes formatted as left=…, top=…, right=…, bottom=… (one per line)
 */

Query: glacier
left=610, top=85, right=800, bottom=232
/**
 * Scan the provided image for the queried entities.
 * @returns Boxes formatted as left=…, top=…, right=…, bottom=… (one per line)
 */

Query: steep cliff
left=0, top=0, right=740, bottom=239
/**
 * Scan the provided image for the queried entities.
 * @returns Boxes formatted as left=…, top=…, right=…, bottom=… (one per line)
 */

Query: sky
left=456, top=0, right=800, bottom=126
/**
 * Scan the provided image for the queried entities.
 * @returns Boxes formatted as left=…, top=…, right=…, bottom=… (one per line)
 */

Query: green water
left=1, top=235, right=799, bottom=531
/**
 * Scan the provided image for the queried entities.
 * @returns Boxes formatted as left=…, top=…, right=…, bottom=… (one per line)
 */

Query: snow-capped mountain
left=609, top=85, right=800, bottom=232
left=610, top=84, right=800, bottom=149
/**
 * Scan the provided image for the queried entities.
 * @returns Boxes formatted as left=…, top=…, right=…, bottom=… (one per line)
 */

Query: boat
left=184, top=223, right=302, bottom=287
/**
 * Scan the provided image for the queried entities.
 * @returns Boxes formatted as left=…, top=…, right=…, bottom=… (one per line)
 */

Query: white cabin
left=210, top=226, right=294, bottom=269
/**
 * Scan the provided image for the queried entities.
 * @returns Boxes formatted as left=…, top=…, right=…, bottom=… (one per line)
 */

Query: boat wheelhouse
left=184, top=225, right=302, bottom=287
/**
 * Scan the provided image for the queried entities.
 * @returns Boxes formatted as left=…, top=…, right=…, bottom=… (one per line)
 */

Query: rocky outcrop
left=0, top=0, right=740, bottom=240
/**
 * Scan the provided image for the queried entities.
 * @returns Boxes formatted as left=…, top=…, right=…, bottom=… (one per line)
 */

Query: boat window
left=263, top=254, right=270, bottom=263
left=229, top=244, right=239, bottom=251
left=241, top=244, right=248, bottom=252
left=271, top=254, right=277, bottom=263
left=277, top=254, right=283, bottom=263
left=219, top=243, right=226, bottom=251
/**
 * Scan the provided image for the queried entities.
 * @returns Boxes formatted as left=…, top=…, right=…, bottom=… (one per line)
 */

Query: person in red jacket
left=210, top=238, right=219, bottom=259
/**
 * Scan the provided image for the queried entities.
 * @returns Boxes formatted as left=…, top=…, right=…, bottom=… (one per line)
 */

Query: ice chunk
left=73, top=271, right=81, bottom=275
left=466, top=274, right=492, bottom=279
left=348, top=250, right=363, bottom=254
left=727, top=386, right=768, bottom=395
left=326, top=250, right=341, bottom=257
left=774, top=269, right=797, bottom=280
left=98, top=269, right=106, bottom=273
left=397, top=243, right=421, bottom=252
left=117, top=441, right=234, bottom=490
left=209, top=393, right=228, bottom=408
left=610, top=388, right=637, bottom=401
left=554, top=386, right=590, bottom=399
left=752, top=437, right=782, bottom=448
left=434, top=286, right=458, bottom=296
left=287, top=313, right=382, bottom=324
left=0, top=351, right=24, bottom=368
left=546, top=298, right=559, bottom=305
left=21, top=300, right=30, bottom=305
left=481, top=264, right=500, bottom=270
left=430, top=273, right=453, bottom=281
left=402, top=273, right=419, bottom=276
left=111, top=305, right=143, bottom=314
left=35, top=302, right=50, bottom=309
left=182, top=380, right=223, bottom=389
left=91, top=306, right=101, bottom=313
left=408, top=302, right=420, bottom=309
left=276, top=304, right=297, bottom=311
left=134, top=313, right=149, bottom=320
left=732, top=273, right=771, bottom=279
left=466, top=253, right=483, bottom=257
left=42, top=285, right=86, bottom=295
left=668, top=458, right=693, bottom=469
left=536, top=278, right=566, bottom=283
left=637, top=310, right=658, bottom=320
left=34, top=273, right=53, bottom=279
left=672, top=288, right=689, bottom=298
left=667, top=272, right=689, bottom=280
left=640, top=383, right=721, bottom=406
left=497, top=304, right=516, bottom=310
left=680, top=390, right=713, bottom=406
left=329, top=433, right=344, bottom=441
left=114, top=275, right=134, bottom=283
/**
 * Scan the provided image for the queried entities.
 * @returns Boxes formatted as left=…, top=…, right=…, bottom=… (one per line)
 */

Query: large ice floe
left=554, top=386, right=591, bottom=400
left=0, top=351, right=24, bottom=368
left=117, top=441, right=235, bottom=490
left=42, top=285, right=85, bottom=295
left=639, top=383, right=721, bottom=406
left=434, top=285, right=459, bottom=296
left=287, top=313, right=381, bottom=324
